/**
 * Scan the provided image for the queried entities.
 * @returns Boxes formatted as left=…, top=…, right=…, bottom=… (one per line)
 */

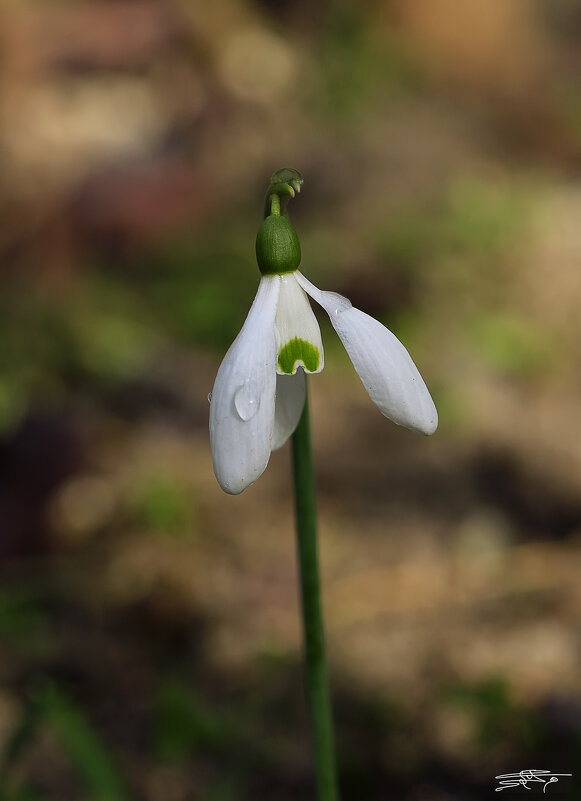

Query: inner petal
left=274, top=273, right=324, bottom=375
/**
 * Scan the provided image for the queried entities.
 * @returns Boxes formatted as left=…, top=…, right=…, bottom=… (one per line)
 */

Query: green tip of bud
left=256, top=215, right=301, bottom=275
left=270, top=168, right=303, bottom=198
left=264, top=168, right=303, bottom=218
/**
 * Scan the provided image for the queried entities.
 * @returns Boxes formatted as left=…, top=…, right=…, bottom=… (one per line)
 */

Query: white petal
left=296, top=272, right=438, bottom=435
left=209, top=276, right=280, bottom=493
left=272, top=369, right=306, bottom=450
left=274, top=273, right=324, bottom=375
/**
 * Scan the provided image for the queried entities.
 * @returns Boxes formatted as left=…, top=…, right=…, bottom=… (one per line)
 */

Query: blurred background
left=1, top=0, right=581, bottom=799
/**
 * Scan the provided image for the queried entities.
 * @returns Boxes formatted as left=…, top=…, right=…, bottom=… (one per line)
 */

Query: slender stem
left=270, top=193, right=281, bottom=217
left=291, top=378, right=340, bottom=801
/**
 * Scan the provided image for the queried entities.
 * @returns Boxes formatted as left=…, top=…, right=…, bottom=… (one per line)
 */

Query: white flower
left=209, top=269, right=438, bottom=494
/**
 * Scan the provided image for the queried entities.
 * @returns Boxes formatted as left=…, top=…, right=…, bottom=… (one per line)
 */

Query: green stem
left=291, top=378, right=340, bottom=801
left=270, top=193, right=281, bottom=217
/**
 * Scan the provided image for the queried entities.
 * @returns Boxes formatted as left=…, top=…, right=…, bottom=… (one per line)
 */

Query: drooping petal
left=209, top=276, right=280, bottom=494
left=272, top=369, right=306, bottom=451
left=274, top=273, right=324, bottom=375
left=296, top=272, right=438, bottom=435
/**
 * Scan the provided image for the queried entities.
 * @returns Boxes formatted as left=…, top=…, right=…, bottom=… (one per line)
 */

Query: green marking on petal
left=278, top=338, right=321, bottom=374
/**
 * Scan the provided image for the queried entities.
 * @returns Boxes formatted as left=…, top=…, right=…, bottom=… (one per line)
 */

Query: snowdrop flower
left=210, top=169, right=437, bottom=494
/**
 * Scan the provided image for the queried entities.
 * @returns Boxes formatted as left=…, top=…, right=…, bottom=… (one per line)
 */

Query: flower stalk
left=210, top=167, right=438, bottom=797
left=291, top=379, right=340, bottom=801
left=263, top=170, right=339, bottom=798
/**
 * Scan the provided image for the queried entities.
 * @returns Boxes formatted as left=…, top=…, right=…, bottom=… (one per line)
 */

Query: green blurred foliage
left=133, top=477, right=195, bottom=538
left=43, top=687, right=129, bottom=801
left=138, top=233, right=257, bottom=349
left=0, top=232, right=258, bottom=434
left=0, top=587, right=50, bottom=647
left=468, top=311, right=554, bottom=376
left=0, top=686, right=128, bottom=801
left=153, top=678, right=236, bottom=762
left=443, top=178, right=527, bottom=256
left=376, top=177, right=528, bottom=276
left=442, top=676, right=541, bottom=752
left=311, top=0, right=428, bottom=120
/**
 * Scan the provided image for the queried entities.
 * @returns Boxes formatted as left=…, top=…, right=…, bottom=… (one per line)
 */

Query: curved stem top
left=264, top=168, right=304, bottom=219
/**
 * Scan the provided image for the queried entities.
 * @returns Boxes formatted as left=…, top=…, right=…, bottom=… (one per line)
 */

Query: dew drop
left=207, top=392, right=212, bottom=404
left=234, top=382, right=260, bottom=421
left=324, top=292, right=352, bottom=316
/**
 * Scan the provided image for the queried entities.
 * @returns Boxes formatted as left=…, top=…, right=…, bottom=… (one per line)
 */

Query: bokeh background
left=1, top=1, right=581, bottom=799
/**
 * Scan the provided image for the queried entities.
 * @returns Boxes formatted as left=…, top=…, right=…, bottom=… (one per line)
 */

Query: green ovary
left=278, top=338, right=321, bottom=374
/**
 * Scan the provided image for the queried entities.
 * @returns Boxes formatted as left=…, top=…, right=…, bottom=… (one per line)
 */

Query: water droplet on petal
left=234, top=382, right=260, bottom=421
left=324, top=292, right=352, bottom=316
left=207, top=392, right=212, bottom=404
